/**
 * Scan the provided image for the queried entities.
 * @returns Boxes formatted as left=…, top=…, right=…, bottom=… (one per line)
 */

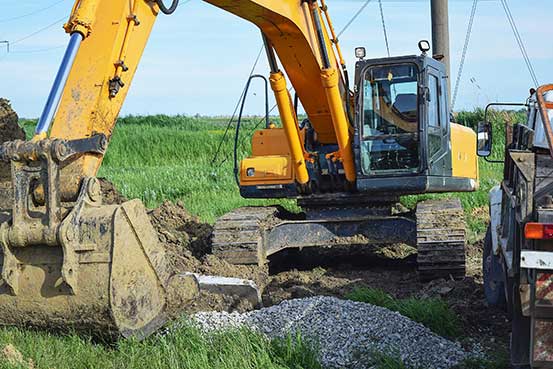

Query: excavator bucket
left=0, top=197, right=183, bottom=339
left=0, top=105, right=198, bottom=338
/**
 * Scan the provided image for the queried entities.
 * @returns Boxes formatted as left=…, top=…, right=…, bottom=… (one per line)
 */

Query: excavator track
left=211, top=206, right=281, bottom=265
left=416, top=198, right=466, bottom=281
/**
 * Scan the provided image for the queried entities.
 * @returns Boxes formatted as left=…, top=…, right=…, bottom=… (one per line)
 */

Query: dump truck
left=0, top=0, right=477, bottom=337
left=481, top=85, right=553, bottom=368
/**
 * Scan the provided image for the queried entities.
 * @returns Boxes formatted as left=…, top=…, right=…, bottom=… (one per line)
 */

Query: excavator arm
left=46, top=0, right=355, bottom=202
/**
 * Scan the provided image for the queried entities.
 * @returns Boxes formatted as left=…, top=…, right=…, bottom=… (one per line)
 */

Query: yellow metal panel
left=240, top=155, right=294, bottom=185
left=251, top=128, right=291, bottom=157
left=51, top=0, right=159, bottom=181
left=205, top=0, right=346, bottom=144
left=451, top=123, right=479, bottom=180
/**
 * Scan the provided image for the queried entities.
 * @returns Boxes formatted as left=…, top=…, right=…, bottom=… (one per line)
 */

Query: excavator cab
left=355, top=54, right=476, bottom=195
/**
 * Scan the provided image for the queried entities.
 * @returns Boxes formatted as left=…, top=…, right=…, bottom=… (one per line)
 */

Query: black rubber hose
left=234, top=74, right=269, bottom=186
left=156, top=0, right=179, bottom=15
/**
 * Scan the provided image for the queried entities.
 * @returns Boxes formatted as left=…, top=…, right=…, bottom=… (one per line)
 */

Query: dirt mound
left=0, top=99, right=25, bottom=184
left=149, top=201, right=212, bottom=259
left=1, top=344, right=34, bottom=368
left=263, top=266, right=421, bottom=306
left=146, top=200, right=267, bottom=313
left=0, top=99, right=25, bottom=144
left=99, top=178, right=128, bottom=205
left=148, top=200, right=211, bottom=279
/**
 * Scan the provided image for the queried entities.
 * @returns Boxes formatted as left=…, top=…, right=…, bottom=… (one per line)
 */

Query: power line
left=11, top=17, right=66, bottom=46
left=500, top=0, right=539, bottom=87
left=211, top=45, right=265, bottom=166
left=11, top=46, right=66, bottom=54
left=0, top=0, right=66, bottom=24
left=452, top=0, right=478, bottom=110
left=337, top=0, right=374, bottom=38
left=378, top=0, right=391, bottom=57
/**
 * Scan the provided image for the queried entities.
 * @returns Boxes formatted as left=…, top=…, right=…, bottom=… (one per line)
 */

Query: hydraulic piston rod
left=35, top=33, right=83, bottom=138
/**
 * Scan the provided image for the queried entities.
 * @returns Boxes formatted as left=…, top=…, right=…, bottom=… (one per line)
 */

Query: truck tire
left=483, top=226, right=507, bottom=307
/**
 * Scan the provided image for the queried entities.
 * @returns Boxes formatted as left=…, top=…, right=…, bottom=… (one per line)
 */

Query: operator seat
left=392, top=93, right=417, bottom=122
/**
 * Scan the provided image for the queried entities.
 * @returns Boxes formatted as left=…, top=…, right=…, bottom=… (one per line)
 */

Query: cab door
left=427, top=68, right=450, bottom=176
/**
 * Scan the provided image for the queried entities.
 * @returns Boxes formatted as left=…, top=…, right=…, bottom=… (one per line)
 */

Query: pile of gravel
left=193, top=296, right=468, bottom=369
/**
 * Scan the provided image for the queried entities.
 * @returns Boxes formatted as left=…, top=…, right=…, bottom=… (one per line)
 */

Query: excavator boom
left=48, top=0, right=354, bottom=200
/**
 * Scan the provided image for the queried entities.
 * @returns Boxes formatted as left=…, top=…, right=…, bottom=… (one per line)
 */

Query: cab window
left=361, top=64, right=420, bottom=175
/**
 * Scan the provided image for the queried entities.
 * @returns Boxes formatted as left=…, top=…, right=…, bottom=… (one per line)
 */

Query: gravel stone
left=193, top=296, right=469, bottom=369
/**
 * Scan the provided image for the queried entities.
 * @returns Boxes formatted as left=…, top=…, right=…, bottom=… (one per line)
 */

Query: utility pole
left=431, top=0, right=451, bottom=98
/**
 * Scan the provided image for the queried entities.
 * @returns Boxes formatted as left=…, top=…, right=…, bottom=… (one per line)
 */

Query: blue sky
left=0, top=0, right=551, bottom=118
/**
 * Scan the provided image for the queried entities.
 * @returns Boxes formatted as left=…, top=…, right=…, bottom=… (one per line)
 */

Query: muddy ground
left=134, top=194, right=510, bottom=359
left=1, top=99, right=509, bottom=362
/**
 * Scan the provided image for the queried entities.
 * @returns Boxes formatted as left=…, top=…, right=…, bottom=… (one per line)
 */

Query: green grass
left=453, top=353, right=510, bottom=369
left=346, top=287, right=461, bottom=338
left=21, top=110, right=517, bottom=233
left=0, top=320, right=321, bottom=369
left=8, top=111, right=519, bottom=368
left=367, top=351, right=412, bottom=369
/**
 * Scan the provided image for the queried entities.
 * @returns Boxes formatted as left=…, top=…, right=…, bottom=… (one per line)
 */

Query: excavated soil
left=107, top=185, right=508, bottom=357
left=0, top=99, right=25, bottom=144
left=145, top=200, right=268, bottom=313
left=0, top=99, right=25, bottom=183
left=98, top=178, right=128, bottom=205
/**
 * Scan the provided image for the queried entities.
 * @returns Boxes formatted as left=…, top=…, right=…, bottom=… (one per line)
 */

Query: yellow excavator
left=0, top=0, right=478, bottom=338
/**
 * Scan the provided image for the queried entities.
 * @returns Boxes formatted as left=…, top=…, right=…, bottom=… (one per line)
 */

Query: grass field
left=99, top=111, right=519, bottom=242
left=0, top=319, right=321, bottom=369
left=8, top=110, right=521, bottom=369
left=21, top=110, right=516, bottom=236
left=346, top=287, right=461, bottom=338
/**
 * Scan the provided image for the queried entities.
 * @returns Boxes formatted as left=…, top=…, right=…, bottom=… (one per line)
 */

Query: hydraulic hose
left=155, top=0, right=179, bottom=15
left=234, top=74, right=270, bottom=186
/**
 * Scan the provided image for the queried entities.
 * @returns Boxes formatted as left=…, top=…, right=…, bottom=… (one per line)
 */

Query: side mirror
left=477, top=121, right=492, bottom=157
